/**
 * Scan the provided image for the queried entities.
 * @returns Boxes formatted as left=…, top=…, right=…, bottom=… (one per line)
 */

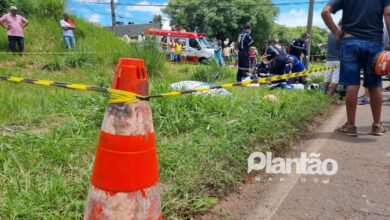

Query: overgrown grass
left=0, top=8, right=332, bottom=219
left=0, top=62, right=332, bottom=219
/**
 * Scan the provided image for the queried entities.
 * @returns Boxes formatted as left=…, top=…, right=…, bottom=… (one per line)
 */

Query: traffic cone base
left=84, top=183, right=162, bottom=220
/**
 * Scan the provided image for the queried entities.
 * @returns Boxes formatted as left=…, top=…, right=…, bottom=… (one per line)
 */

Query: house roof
left=105, top=23, right=161, bottom=37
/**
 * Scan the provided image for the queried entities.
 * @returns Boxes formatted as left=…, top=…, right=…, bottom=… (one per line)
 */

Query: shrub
left=64, top=52, right=93, bottom=68
left=127, top=39, right=167, bottom=78
left=0, top=0, right=10, bottom=15
left=191, top=61, right=228, bottom=82
left=42, top=56, right=65, bottom=71
left=15, top=0, right=65, bottom=19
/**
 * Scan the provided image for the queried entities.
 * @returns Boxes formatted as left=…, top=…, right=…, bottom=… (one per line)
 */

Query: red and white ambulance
left=146, top=29, right=214, bottom=63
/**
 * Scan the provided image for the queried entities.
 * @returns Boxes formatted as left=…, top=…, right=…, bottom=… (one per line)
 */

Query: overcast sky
left=67, top=0, right=342, bottom=28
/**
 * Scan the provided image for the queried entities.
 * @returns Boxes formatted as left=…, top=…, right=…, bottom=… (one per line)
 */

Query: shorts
left=325, top=61, right=340, bottom=84
left=340, top=37, right=383, bottom=88
left=8, top=36, right=24, bottom=52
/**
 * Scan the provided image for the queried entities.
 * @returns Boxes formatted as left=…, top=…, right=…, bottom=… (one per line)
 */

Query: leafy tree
left=163, top=0, right=278, bottom=46
left=272, top=24, right=327, bottom=58
left=0, top=0, right=11, bottom=15
left=153, top=14, right=162, bottom=24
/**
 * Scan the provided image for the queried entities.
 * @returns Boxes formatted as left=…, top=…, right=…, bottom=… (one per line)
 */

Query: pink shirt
left=0, top=13, right=28, bottom=37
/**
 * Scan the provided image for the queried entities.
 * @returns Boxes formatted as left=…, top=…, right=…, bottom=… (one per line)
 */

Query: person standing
left=249, top=46, right=258, bottom=68
left=322, top=0, right=390, bottom=136
left=223, top=44, right=231, bottom=65
left=288, top=33, right=310, bottom=63
left=214, top=39, right=224, bottom=66
left=168, top=39, right=175, bottom=63
left=174, top=40, right=182, bottom=63
left=323, top=30, right=341, bottom=96
left=236, top=25, right=255, bottom=82
left=60, top=13, right=76, bottom=49
left=0, top=6, right=28, bottom=55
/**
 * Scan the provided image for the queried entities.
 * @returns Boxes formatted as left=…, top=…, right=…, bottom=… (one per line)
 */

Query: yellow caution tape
left=0, top=66, right=336, bottom=104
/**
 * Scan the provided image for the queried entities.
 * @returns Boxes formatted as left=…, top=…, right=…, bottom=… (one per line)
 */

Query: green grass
left=0, top=10, right=332, bottom=219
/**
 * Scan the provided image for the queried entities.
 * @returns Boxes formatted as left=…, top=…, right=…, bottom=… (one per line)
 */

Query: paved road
left=203, top=88, right=390, bottom=220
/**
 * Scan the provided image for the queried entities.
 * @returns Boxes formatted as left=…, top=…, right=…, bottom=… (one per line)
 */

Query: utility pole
left=111, top=0, right=116, bottom=33
left=306, top=0, right=315, bottom=69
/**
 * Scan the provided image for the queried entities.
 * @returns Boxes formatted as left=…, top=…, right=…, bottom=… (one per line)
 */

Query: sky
left=66, top=0, right=342, bottom=28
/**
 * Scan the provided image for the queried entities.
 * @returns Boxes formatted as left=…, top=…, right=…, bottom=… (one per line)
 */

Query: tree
left=163, top=0, right=278, bottom=46
left=271, top=24, right=327, bottom=58
left=0, top=0, right=11, bottom=15
left=152, top=15, right=162, bottom=24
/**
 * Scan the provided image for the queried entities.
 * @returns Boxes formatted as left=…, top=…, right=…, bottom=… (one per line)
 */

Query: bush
left=15, top=0, right=65, bottom=19
left=64, top=52, right=93, bottom=68
left=0, top=0, right=10, bottom=15
left=42, top=56, right=65, bottom=71
left=126, top=39, right=167, bottom=77
left=191, top=61, right=230, bottom=82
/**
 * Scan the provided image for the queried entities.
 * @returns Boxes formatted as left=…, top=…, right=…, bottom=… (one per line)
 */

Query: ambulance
left=146, top=29, right=214, bottom=63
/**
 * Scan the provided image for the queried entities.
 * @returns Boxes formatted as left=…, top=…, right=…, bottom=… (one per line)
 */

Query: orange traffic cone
left=83, top=58, right=162, bottom=220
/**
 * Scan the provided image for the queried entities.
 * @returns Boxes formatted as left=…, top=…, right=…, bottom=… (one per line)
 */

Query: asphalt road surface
left=203, top=87, right=390, bottom=220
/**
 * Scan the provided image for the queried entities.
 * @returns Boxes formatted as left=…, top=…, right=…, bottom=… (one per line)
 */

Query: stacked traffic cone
left=83, top=58, right=162, bottom=220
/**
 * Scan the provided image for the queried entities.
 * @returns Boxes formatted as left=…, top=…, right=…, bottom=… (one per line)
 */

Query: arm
left=265, top=47, right=274, bottom=61
left=384, top=6, right=390, bottom=49
left=60, top=20, right=74, bottom=30
left=0, top=16, right=7, bottom=29
left=321, top=5, right=343, bottom=40
left=0, top=22, right=6, bottom=29
left=21, top=16, right=29, bottom=28
left=247, top=35, right=254, bottom=47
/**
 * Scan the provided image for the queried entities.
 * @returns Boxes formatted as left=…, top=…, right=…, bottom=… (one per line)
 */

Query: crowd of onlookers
left=0, top=6, right=76, bottom=55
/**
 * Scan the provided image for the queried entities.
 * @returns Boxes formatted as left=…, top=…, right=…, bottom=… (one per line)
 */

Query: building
left=105, top=23, right=161, bottom=37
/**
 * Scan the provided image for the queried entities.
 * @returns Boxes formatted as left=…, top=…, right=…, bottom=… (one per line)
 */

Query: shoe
left=358, top=97, right=370, bottom=105
left=336, top=123, right=358, bottom=137
left=372, top=123, right=388, bottom=136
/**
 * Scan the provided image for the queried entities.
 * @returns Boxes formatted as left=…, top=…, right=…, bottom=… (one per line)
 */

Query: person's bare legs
left=345, top=85, right=360, bottom=126
left=363, top=88, right=370, bottom=99
left=329, top=83, right=338, bottom=96
left=368, top=86, right=382, bottom=125
left=324, top=82, right=330, bottom=94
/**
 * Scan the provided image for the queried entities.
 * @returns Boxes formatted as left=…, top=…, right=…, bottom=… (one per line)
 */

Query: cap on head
left=10, top=6, right=17, bottom=11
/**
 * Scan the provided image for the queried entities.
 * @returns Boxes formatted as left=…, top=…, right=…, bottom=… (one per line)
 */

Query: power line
left=79, top=1, right=329, bottom=7
left=82, top=1, right=144, bottom=23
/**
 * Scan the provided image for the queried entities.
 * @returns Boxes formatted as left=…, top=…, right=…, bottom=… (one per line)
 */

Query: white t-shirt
left=60, top=19, right=74, bottom=37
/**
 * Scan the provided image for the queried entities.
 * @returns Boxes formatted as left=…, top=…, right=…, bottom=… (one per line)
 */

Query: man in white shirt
left=60, top=13, right=76, bottom=49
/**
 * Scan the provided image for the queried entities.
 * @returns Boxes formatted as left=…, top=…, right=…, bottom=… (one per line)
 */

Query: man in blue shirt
left=286, top=55, right=307, bottom=84
left=322, top=0, right=390, bottom=136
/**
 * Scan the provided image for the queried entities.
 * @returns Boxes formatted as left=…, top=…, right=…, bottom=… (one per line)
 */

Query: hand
left=335, top=29, right=345, bottom=40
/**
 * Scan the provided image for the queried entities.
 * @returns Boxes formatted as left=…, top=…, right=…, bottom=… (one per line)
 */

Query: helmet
left=373, top=50, right=390, bottom=76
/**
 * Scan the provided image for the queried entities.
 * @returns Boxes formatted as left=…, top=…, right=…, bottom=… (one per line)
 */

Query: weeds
left=191, top=61, right=234, bottom=82
left=42, top=56, right=65, bottom=71
left=64, top=53, right=93, bottom=68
